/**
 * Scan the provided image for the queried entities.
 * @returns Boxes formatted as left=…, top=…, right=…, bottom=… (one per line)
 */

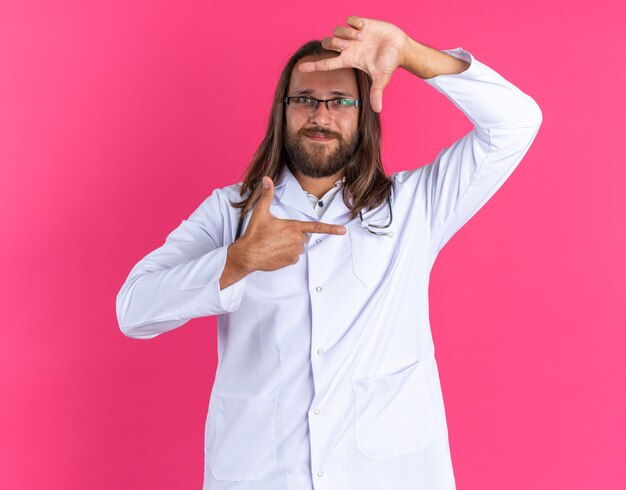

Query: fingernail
left=262, top=178, right=269, bottom=189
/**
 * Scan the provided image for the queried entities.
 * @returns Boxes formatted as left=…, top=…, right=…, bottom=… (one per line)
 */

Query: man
left=116, top=15, right=542, bottom=490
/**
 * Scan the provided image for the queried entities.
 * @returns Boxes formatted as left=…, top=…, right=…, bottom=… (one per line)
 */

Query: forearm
left=117, top=245, right=246, bottom=338
left=416, top=47, right=543, bottom=256
left=400, top=37, right=470, bottom=79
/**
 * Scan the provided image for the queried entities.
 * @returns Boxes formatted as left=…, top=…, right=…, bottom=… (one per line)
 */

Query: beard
left=284, top=126, right=358, bottom=178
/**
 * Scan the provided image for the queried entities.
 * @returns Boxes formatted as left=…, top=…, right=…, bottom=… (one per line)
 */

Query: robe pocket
left=351, top=360, right=437, bottom=461
left=348, top=220, right=397, bottom=288
left=209, top=393, right=277, bottom=481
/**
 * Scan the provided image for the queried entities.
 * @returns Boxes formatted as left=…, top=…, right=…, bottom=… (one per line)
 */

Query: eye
left=294, top=96, right=314, bottom=104
left=333, top=98, right=356, bottom=107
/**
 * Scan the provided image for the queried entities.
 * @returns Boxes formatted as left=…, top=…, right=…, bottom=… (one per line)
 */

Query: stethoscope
left=235, top=193, right=394, bottom=240
left=358, top=194, right=394, bottom=238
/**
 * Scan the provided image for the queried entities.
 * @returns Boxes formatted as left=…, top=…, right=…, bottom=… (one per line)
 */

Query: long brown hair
left=230, top=40, right=392, bottom=222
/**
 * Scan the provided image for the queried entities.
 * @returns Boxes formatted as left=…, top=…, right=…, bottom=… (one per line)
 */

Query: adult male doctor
left=116, top=15, right=542, bottom=490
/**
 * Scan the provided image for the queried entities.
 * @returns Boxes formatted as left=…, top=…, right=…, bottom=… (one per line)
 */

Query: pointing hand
left=234, top=176, right=347, bottom=273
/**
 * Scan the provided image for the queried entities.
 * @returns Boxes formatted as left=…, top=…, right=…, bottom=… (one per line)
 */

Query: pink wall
left=1, top=1, right=624, bottom=488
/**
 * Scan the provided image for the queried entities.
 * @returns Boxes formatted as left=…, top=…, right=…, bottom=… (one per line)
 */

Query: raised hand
left=220, top=176, right=347, bottom=288
left=298, top=15, right=409, bottom=113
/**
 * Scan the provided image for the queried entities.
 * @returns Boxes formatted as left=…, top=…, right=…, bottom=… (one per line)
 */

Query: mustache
left=300, top=127, right=340, bottom=140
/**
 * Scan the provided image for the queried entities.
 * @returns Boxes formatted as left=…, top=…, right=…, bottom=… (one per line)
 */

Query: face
left=284, top=53, right=360, bottom=178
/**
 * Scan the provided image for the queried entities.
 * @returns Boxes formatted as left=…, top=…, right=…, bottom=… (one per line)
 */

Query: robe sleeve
left=419, top=48, right=542, bottom=263
left=115, top=188, right=246, bottom=339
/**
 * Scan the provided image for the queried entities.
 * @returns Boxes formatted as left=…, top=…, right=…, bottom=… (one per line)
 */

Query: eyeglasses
left=283, top=96, right=361, bottom=114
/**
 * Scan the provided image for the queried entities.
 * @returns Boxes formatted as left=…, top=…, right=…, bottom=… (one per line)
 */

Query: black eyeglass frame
left=283, top=96, right=362, bottom=112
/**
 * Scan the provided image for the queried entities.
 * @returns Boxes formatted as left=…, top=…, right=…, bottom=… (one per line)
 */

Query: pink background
left=1, top=1, right=624, bottom=488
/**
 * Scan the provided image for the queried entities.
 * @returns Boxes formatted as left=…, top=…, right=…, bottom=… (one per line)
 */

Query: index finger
left=293, top=220, right=347, bottom=235
left=298, top=53, right=346, bottom=73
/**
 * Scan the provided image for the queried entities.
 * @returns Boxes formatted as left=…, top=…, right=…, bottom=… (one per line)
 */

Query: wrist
left=219, top=241, right=252, bottom=291
left=401, top=38, right=470, bottom=79
left=400, top=37, right=432, bottom=78
left=398, top=32, right=414, bottom=70
left=228, top=239, right=254, bottom=277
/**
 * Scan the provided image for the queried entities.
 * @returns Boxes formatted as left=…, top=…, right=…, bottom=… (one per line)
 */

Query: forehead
left=289, top=53, right=358, bottom=97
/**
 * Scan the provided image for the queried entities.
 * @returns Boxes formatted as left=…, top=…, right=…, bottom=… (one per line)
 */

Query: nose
left=308, top=101, right=333, bottom=126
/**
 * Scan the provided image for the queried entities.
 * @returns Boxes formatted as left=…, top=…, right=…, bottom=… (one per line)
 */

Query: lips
left=307, top=132, right=334, bottom=141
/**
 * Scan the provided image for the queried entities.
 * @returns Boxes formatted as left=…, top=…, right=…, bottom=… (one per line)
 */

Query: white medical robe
left=116, top=47, right=543, bottom=490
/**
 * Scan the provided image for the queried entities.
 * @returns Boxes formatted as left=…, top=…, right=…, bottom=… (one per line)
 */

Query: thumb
left=370, top=71, right=392, bottom=113
left=253, top=176, right=275, bottom=217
